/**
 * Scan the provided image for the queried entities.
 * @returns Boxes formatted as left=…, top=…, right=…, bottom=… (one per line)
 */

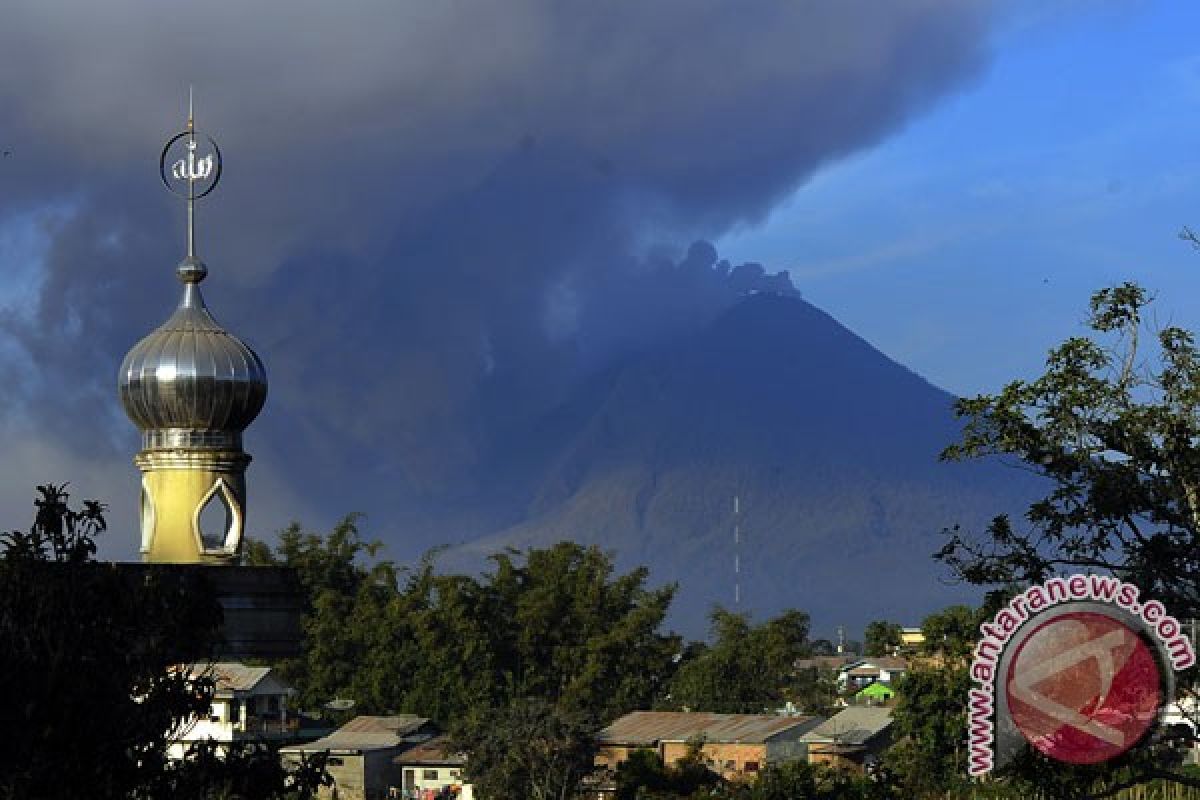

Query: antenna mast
left=734, top=494, right=741, bottom=607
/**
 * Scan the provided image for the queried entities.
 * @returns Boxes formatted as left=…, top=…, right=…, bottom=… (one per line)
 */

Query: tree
left=246, top=515, right=409, bottom=713
left=611, top=742, right=720, bottom=800
left=938, top=283, right=1200, bottom=792
left=720, top=760, right=881, bottom=800
left=810, top=638, right=836, bottom=656
left=451, top=697, right=596, bottom=800
left=914, top=604, right=979, bottom=661
left=252, top=532, right=680, bottom=726
left=883, top=605, right=992, bottom=799
left=940, top=283, right=1200, bottom=616
left=666, top=608, right=810, bottom=713
left=0, top=484, right=326, bottom=800
left=863, top=620, right=903, bottom=657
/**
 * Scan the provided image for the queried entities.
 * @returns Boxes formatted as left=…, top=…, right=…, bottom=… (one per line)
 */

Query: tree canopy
left=251, top=526, right=680, bottom=725
left=938, top=283, right=1200, bottom=793
left=940, top=283, right=1200, bottom=617
left=665, top=608, right=811, bottom=714
left=863, top=620, right=903, bottom=657
left=451, top=697, right=597, bottom=800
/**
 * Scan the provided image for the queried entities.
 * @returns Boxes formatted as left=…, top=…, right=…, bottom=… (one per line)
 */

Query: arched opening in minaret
left=139, top=479, right=154, bottom=554
left=197, top=487, right=234, bottom=551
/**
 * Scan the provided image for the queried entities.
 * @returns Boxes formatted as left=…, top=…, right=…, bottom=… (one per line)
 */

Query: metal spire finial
left=159, top=92, right=222, bottom=285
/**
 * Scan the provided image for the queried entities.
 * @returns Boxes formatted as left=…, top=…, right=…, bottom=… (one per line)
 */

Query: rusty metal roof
left=338, top=715, right=428, bottom=734
left=599, top=711, right=819, bottom=746
left=394, top=735, right=466, bottom=766
left=201, top=662, right=274, bottom=694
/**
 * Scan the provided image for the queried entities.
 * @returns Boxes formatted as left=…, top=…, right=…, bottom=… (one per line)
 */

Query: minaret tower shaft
left=118, top=99, right=267, bottom=563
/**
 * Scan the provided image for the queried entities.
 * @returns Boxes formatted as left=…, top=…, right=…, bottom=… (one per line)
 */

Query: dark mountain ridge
left=446, top=293, right=1035, bottom=638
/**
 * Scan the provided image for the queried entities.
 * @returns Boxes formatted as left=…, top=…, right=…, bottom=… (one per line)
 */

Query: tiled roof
left=800, top=707, right=892, bottom=746
left=599, top=711, right=818, bottom=746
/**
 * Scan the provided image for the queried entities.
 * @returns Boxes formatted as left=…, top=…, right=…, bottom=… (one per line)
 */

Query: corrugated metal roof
left=794, top=656, right=855, bottom=671
left=206, top=663, right=272, bottom=693
left=800, top=707, right=892, bottom=746
left=282, top=715, right=431, bottom=754
left=394, top=735, right=466, bottom=766
left=846, top=666, right=887, bottom=677
left=599, top=711, right=818, bottom=746
left=338, top=715, right=427, bottom=734
left=840, top=657, right=907, bottom=673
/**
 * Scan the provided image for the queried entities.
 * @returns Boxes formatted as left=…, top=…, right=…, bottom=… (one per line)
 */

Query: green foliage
left=450, top=697, right=596, bottom=800
left=0, top=484, right=324, bottom=800
left=610, top=756, right=887, bottom=800
left=914, top=605, right=981, bottom=661
left=863, top=620, right=902, bottom=657
left=789, top=665, right=840, bottom=716
left=140, top=740, right=332, bottom=800
left=887, top=661, right=972, bottom=797
left=256, top=528, right=679, bottom=725
left=666, top=608, right=810, bottom=713
left=612, top=743, right=720, bottom=800
left=423, top=543, right=680, bottom=722
left=720, top=760, right=883, bottom=800
left=939, top=283, right=1200, bottom=793
left=940, top=283, right=1200, bottom=616
left=884, top=605, right=995, bottom=799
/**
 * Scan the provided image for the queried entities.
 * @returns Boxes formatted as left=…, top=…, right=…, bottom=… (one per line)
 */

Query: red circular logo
left=1006, top=611, right=1162, bottom=764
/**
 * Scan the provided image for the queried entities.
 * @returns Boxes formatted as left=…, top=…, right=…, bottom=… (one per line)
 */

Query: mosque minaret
left=118, top=103, right=267, bottom=563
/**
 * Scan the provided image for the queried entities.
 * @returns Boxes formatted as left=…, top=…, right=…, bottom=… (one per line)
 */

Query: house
left=794, top=655, right=856, bottom=672
left=394, top=734, right=474, bottom=799
left=800, top=707, right=893, bottom=772
left=594, top=711, right=824, bottom=787
left=1161, top=692, right=1200, bottom=764
left=169, top=662, right=297, bottom=759
left=836, top=657, right=907, bottom=691
left=280, top=715, right=436, bottom=800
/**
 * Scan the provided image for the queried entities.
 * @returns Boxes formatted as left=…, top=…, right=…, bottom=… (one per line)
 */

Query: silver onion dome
left=118, top=258, right=267, bottom=450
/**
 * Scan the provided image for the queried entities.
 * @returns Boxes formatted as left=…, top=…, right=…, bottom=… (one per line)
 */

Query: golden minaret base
left=137, top=450, right=250, bottom=563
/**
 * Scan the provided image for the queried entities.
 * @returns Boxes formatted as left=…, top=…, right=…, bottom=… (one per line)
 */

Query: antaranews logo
left=967, top=575, right=1196, bottom=776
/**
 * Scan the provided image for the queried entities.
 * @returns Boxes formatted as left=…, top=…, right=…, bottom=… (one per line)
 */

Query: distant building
left=800, top=707, right=893, bottom=772
left=394, top=735, right=473, bottom=799
left=837, top=657, right=907, bottom=691
left=594, top=710, right=823, bottom=790
left=281, top=715, right=436, bottom=800
left=794, top=655, right=856, bottom=672
left=899, top=627, right=925, bottom=650
left=169, top=662, right=296, bottom=759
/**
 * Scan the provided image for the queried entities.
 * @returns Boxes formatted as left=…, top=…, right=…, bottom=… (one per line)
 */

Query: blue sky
left=719, top=1, right=1200, bottom=397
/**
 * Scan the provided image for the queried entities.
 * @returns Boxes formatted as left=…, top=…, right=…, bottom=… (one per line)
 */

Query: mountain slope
left=452, top=293, right=1034, bottom=638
